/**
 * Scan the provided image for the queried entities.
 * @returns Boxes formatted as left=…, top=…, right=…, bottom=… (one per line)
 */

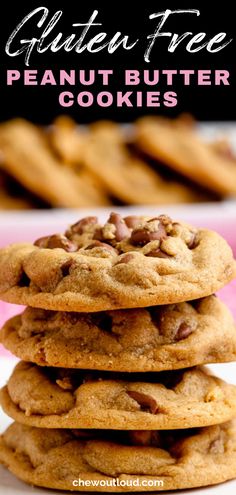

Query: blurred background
left=0, top=116, right=236, bottom=211
left=0, top=1, right=235, bottom=211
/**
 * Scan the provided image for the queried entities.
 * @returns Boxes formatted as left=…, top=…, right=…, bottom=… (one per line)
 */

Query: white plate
left=0, top=358, right=236, bottom=494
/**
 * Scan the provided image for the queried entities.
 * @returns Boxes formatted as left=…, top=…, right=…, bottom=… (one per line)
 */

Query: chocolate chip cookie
left=2, top=362, right=236, bottom=430
left=1, top=296, right=236, bottom=371
left=0, top=213, right=235, bottom=311
left=0, top=119, right=108, bottom=207
left=1, top=421, right=236, bottom=491
left=82, top=121, right=206, bottom=204
left=135, top=116, right=236, bottom=196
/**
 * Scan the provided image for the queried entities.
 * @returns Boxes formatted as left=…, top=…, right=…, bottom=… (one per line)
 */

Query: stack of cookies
left=0, top=212, right=236, bottom=492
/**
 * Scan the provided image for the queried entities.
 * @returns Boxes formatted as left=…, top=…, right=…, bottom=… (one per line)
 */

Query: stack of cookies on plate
left=0, top=212, right=236, bottom=492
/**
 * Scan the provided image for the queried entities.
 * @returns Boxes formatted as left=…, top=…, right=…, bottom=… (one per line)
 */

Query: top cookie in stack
left=0, top=213, right=235, bottom=311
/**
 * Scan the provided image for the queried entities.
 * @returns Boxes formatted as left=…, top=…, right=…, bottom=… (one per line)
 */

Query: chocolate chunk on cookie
left=0, top=213, right=235, bottom=311
left=2, top=363, right=236, bottom=429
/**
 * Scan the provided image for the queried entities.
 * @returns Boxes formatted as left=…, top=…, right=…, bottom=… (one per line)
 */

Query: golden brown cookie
left=49, top=115, right=87, bottom=166
left=0, top=119, right=108, bottom=207
left=135, top=116, right=236, bottom=196
left=0, top=213, right=235, bottom=311
left=49, top=116, right=110, bottom=203
left=2, top=362, right=236, bottom=430
left=1, top=422, right=236, bottom=491
left=83, top=121, right=205, bottom=204
left=1, top=296, right=236, bottom=371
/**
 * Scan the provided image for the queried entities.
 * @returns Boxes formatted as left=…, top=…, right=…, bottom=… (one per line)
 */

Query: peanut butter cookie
left=0, top=213, right=235, bottom=311
left=1, top=421, right=236, bottom=491
left=0, top=119, right=108, bottom=207
left=1, top=296, right=236, bottom=371
left=136, top=116, right=236, bottom=196
left=83, top=121, right=206, bottom=204
left=2, top=362, right=236, bottom=430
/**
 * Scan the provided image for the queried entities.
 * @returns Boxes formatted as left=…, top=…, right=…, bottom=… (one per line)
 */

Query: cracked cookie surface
left=2, top=362, right=236, bottom=430
left=0, top=213, right=235, bottom=311
left=0, top=422, right=236, bottom=491
left=1, top=296, right=236, bottom=371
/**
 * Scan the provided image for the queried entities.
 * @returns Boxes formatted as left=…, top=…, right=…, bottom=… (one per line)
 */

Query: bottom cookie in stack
left=1, top=421, right=236, bottom=491
left=1, top=363, right=236, bottom=491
